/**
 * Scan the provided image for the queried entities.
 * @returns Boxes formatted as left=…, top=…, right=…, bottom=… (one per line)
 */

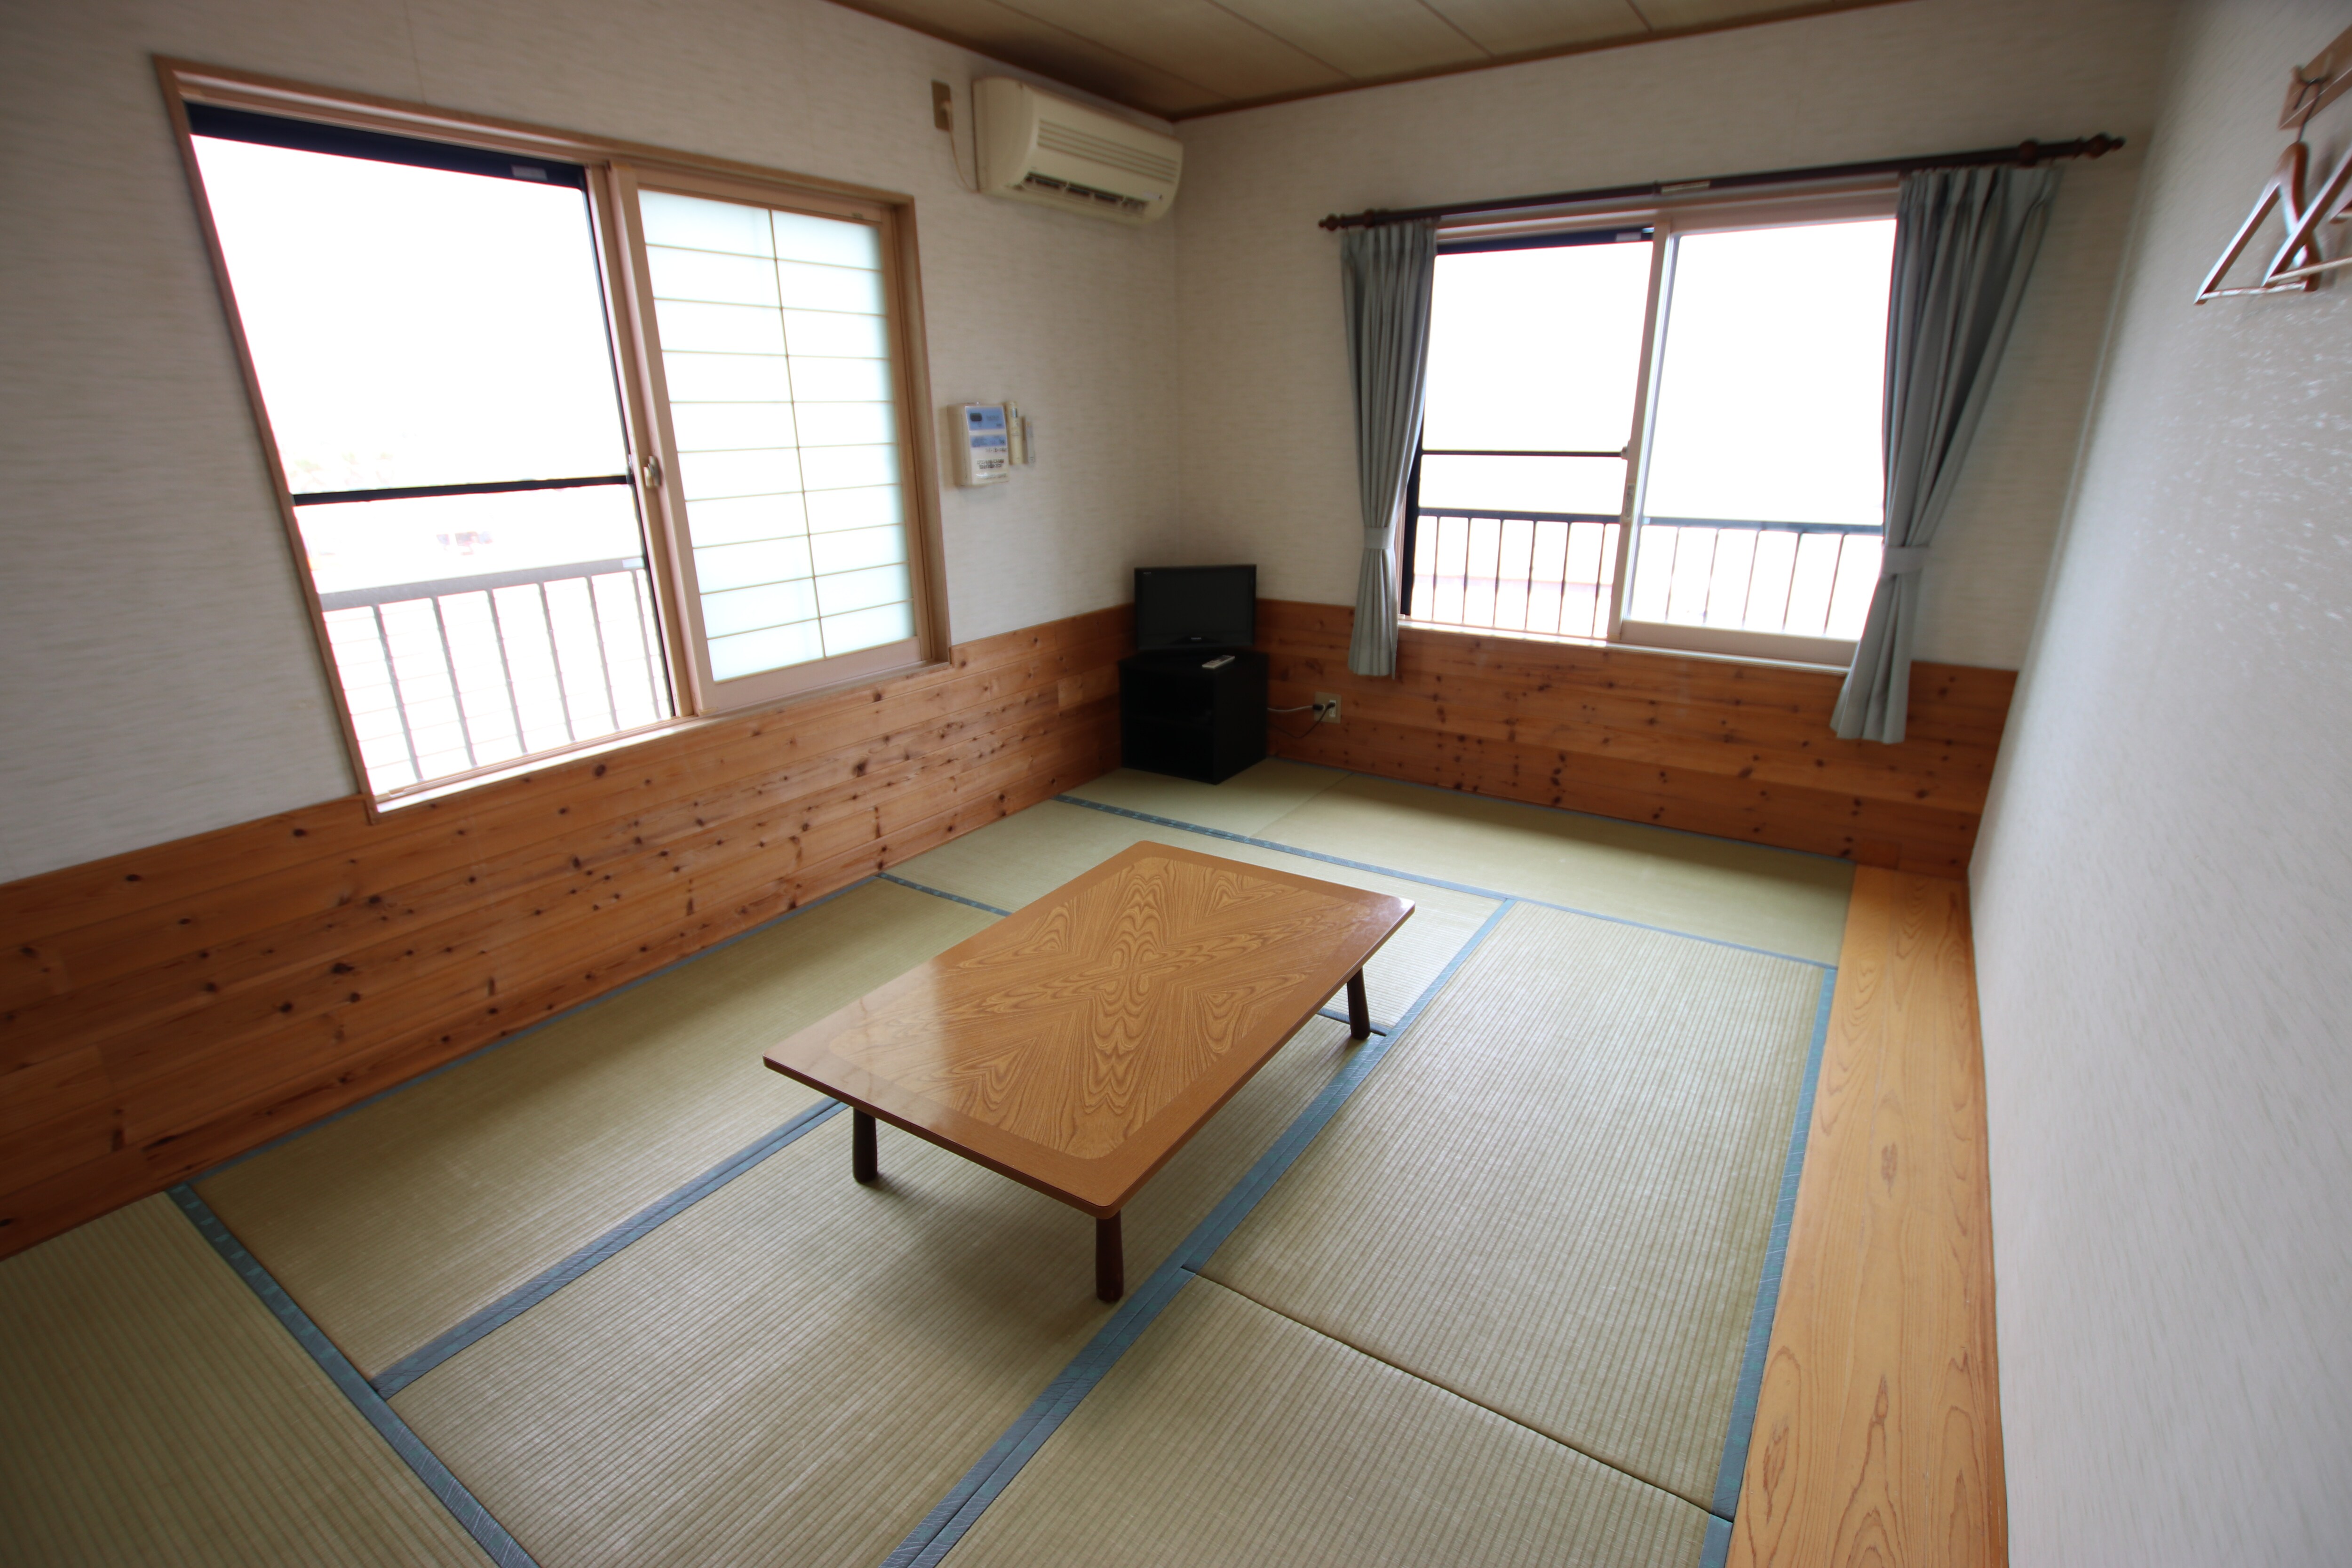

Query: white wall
left=1971, top=1, right=2352, bottom=1562
left=0, top=0, right=1179, bottom=882
left=1168, top=0, right=2169, bottom=670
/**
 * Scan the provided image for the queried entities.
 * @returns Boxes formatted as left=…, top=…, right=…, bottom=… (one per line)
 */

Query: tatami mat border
left=1706, top=968, right=1840, bottom=1530
left=153, top=784, right=1830, bottom=1568
left=370, top=1101, right=848, bottom=1399
left=1328, top=764, right=1851, bottom=867
left=877, top=872, right=1012, bottom=917
left=168, top=1185, right=539, bottom=1568
left=876, top=869, right=1387, bottom=1038
left=881, top=899, right=1522, bottom=1568
left=193, top=878, right=881, bottom=1186
left=1051, top=795, right=1833, bottom=970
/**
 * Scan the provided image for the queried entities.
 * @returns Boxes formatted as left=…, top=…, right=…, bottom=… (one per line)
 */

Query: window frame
left=1408, top=183, right=1898, bottom=668
left=157, top=57, right=951, bottom=813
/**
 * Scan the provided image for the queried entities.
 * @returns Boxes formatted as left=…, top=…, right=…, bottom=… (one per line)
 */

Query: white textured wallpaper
left=1166, top=0, right=2169, bottom=670
left=0, top=0, right=1180, bottom=882
left=1972, top=1, right=2352, bottom=1562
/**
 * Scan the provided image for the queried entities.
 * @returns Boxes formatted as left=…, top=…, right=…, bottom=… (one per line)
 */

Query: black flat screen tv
left=1134, top=565, right=1255, bottom=652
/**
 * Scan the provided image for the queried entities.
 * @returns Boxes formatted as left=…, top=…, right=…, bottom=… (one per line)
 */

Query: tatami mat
left=1062, top=759, right=1346, bottom=836
left=890, top=801, right=1498, bottom=1027
left=198, top=880, right=995, bottom=1377
left=943, top=1277, right=1708, bottom=1568
left=1257, top=773, right=1853, bottom=962
left=391, top=1018, right=1364, bottom=1568
left=1203, top=902, right=1822, bottom=1510
left=0, top=1195, right=491, bottom=1567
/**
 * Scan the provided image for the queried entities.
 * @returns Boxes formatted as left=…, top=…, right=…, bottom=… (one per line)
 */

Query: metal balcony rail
left=1404, top=507, right=1621, bottom=640
left=1404, top=509, right=1882, bottom=644
left=317, top=556, right=670, bottom=795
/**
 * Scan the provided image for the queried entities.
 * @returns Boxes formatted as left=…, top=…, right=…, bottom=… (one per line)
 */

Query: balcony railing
left=1405, top=508, right=1622, bottom=640
left=317, top=557, right=670, bottom=795
left=1404, top=509, right=1882, bottom=644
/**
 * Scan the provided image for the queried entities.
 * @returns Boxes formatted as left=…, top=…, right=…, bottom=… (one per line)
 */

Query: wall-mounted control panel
left=954, top=403, right=1010, bottom=485
left=951, top=402, right=1033, bottom=486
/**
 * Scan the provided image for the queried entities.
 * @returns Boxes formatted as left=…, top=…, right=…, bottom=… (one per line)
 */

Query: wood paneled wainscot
left=1259, top=600, right=2012, bottom=874
left=0, top=607, right=1127, bottom=1262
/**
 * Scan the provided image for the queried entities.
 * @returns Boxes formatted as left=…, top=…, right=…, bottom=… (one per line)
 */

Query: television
left=1134, top=565, right=1256, bottom=652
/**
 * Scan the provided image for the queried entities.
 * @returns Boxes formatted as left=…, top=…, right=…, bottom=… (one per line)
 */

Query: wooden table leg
left=852, top=1109, right=879, bottom=1184
left=1096, top=1212, right=1124, bottom=1302
left=1346, top=969, right=1371, bottom=1040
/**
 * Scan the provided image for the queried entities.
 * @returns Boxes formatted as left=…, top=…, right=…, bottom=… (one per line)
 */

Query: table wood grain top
left=763, top=842, right=1413, bottom=1215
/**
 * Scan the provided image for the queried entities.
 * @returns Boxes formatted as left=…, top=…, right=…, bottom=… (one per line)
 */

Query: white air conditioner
left=975, top=78, right=1182, bottom=226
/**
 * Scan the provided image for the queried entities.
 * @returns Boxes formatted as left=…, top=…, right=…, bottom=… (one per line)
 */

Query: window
left=1406, top=197, right=1896, bottom=664
left=169, top=67, right=941, bottom=805
left=633, top=184, right=919, bottom=703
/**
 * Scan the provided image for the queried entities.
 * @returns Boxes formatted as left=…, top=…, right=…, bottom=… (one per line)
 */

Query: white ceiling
left=832, top=0, right=1903, bottom=118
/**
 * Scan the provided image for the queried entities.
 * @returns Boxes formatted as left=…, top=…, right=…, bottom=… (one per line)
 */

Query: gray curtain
left=1833, top=165, right=2059, bottom=742
left=1340, top=221, right=1438, bottom=677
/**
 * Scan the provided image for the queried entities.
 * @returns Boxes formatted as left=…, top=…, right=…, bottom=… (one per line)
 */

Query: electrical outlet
left=1313, top=692, right=1341, bottom=724
left=931, top=80, right=954, bottom=131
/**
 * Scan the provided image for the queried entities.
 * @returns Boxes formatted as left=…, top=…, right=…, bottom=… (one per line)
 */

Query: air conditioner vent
left=1019, top=172, right=1152, bottom=215
left=1034, top=122, right=1180, bottom=188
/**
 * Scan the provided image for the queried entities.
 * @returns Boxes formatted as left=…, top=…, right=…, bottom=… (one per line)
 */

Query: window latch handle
left=640, top=454, right=663, bottom=490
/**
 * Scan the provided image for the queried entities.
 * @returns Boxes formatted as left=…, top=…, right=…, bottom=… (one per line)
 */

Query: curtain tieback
left=1881, top=545, right=1931, bottom=576
left=1362, top=528, right=1392, bottom=550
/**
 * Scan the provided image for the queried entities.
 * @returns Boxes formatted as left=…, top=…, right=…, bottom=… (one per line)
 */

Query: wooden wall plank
left=0, top=606, right=1128, bottom=953
left=0, top=597, right=2010, bottom=1258
left=1727, top=868, right=2006, bottom=1568
left=0, top=609, right=1125, bottom=1258
left=1256, top=600, right=2011, bottom=874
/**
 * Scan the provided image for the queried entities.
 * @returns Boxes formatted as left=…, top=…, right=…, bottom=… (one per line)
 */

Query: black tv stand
left=1119, top=648, right=1267, bottom=784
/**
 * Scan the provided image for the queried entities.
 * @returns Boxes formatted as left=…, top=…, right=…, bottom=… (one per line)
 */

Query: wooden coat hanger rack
left=2196, top=22, right=2352, bottom=301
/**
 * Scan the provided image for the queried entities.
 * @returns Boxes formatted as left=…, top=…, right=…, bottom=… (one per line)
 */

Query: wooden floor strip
left=1724, top=869, right=2005, bottom=1567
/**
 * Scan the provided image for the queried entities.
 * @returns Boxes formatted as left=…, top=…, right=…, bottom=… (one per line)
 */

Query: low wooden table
left=764, top=842, right=1413, bottom=1300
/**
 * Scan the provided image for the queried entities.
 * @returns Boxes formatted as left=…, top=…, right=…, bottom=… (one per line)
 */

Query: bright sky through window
left=191, top=136, right=647, bottom=591
left=1421, top=239, right=1651, bottom=517
left=192, top=132, right=667, bottom=793
left=191, top=139, right=628, bottom=493
left=1643, top=219, right=1895, bottom=525
left=1409, top=215, right=1895, bottom=649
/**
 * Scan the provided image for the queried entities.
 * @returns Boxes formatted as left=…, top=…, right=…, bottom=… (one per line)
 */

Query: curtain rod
left=1317, top=135, right=2125, bottom=231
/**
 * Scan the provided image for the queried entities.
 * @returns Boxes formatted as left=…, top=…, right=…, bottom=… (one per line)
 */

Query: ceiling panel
left=1210, top=0, right=1494, bottom=82
left=1417, top=0, right=1646, bottom=58
left=844, top=0, right=1225, bottom=115
left=1637, top=0, right=1856, bottom=29
left=823, top=0, right=1895, bottom=118
left=1005, top=0, right=1352, bottom=102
